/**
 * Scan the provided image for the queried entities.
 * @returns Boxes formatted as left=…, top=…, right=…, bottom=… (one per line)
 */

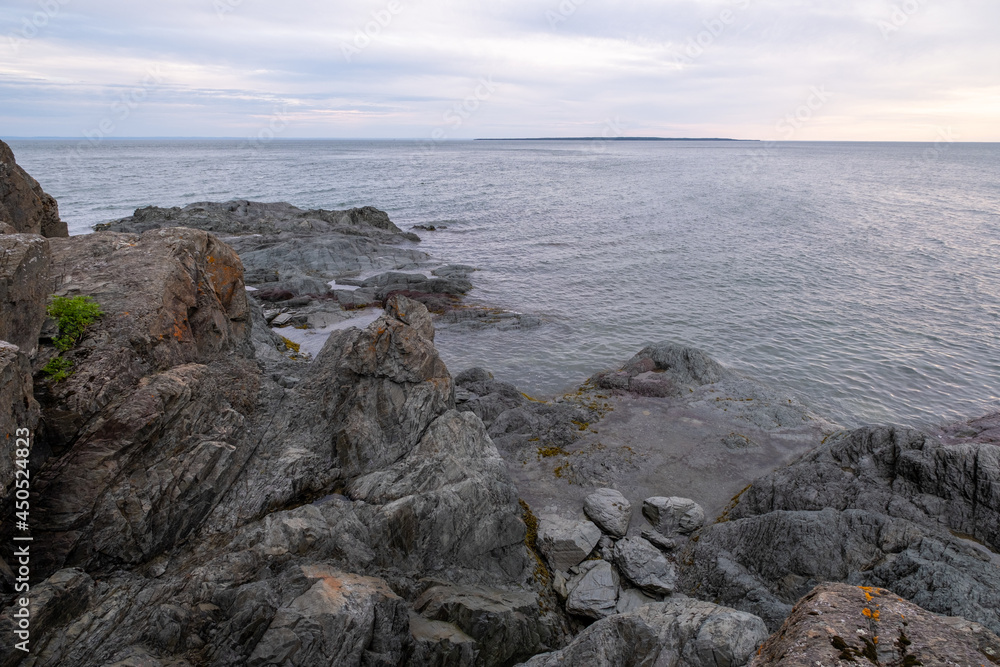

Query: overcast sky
left=2, top=0, right=998, bottom=141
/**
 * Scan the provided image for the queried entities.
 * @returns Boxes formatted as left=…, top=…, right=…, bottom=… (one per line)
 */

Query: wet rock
left=0, top=140, right=67, bottom=237
left=612, top=536, right=677, bottom=596
left=681, top=421, right=1000, bottom=634
left=99, top=201, right=426, bottom=295
left=522, top=596, right=768, bottom=667
left=565, top=560, right=619, bottom=619
left=247, top=565, right=410, bottom=667
left=413, top=584, right=544, bottom=666
left=591, top=342, right=732, bottom=396
left=0, top=233, right=52, bottom=354
left=750, top=582, right=1000, bottom=667
left=583, top=488, right=632, bottom=538
left=643, top=497, right=705, bottom=536
left=536, top=515, right=602, bottom=572
left=432, top=264, right=476, bottom=277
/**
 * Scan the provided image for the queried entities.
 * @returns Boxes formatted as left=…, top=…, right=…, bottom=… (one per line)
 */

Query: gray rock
left=98, top=201, right=427, bottom=295
left=565, top=560, right=619, bottom=619
left=641, top=529, right=681, bottom=553
left=247, top=565, right=410, bottom=666
left=643, top=497, right=705, bottom=536
left=432, top=264, right=477, bottom=278
left=270, top=312, right=293, bottom=327
left=0, top=342, right=38, bottom=504
left=0, top=233, right=52, bottom=354
left=413, top=584, right=544, bottom=666
left=591, top=342, right=732, bottom=396
left=616, top=587, right=659, bottom=614
left=408, top=613, right=477, bottom=666
left=0, top=139, right=67, bottom=237
left=583, top=488, right=632, bottom=538
left=521, top=596, right=768, bottom=667
left=750, top=583, right=1000, bottom=667
left=681, top=421, right=1000, bottom=634
left=613, top=536, right=677, bottom=596
left=536, top=515, right=602, bottom=571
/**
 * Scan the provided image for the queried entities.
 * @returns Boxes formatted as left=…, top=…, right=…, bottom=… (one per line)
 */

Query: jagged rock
left=0, top=342, right=38, bottom=498
left=0, top=140, right=67, bottom=237
left=750, top=582, right=1000, bottom=666
left=432, top=264, right=476, bottom=278
left=413, top=584, right=544, bottom=665
left=565, top=560, right=619, bottom=619
left=583, top=488, right=632, bottom=538
left=536, top=515, right=602, bottom=572
left=521, top=596, right=768, bottom=666
left=0, top=569, right=95, bottom=667
left=612, top=536, right=677, bottom=596
left=680, top=421, right=1000, bottom=634
left=643, top=497, right=705, bottom=536
left=98, top=201, right=426, bottom=295
left=590, top=342, right=732, bottom=396
left=0, top=233, right=52, bottom=354
left=409, top=613, right=477, bottom=666
left=247, top=565, right=410, bottom=666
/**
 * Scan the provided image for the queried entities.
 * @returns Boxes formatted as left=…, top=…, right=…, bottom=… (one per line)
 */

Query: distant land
left=475, top=137, right=758, bottom=141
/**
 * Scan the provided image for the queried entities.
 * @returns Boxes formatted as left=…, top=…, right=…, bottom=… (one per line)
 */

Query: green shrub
left=42, top=356, right=74, bottom=382
left=47, top=295, right=103, bottom=352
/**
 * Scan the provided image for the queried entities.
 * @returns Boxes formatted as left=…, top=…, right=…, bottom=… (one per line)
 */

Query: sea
left=8, top=138, right=1000, bottom=429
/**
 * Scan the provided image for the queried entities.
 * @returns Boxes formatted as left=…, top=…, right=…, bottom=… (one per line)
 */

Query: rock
left=583, top=487, right=632, bottom=538
left=270, top=312, right=293, bottom=327
left=680, top=421, right=1000, bottom=634
left=0, top=342, right=39, bottom=506
left=0, top=140, right=67, bottom=237
left=384, top=292, right=435, bottom=342
left=616, top=587, right=659, bottom=614
left=408, top=613, right=477, bottom=666
left=413, top=584, right=544, bottom=665
left=0, top=233, right=52, bottom=354
left=749, top=582, right=1000, bottom=667
left=247, top=565, right=410, bottom=666
left=536, top=515, right=602, bottom=571
left=641, top=529, right=681, bottom=553
left=643, top=497, right=705, bottom=536
left=432, top=264, right=476, bottom=277
left=99, top=201, right=426, bottom=295
left=522, top=596, right=768, bottom=667
left=612, top=536, right=677, bottom=596
left=591, top=342, right=732, bottom=396
left=565, top=560, right=619, bottom=619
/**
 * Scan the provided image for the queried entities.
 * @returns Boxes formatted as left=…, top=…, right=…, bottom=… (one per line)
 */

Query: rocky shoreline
left=2, top=138, right=999, bottom=666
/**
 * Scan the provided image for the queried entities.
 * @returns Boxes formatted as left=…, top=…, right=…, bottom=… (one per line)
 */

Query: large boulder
left=583, top=488, right=632, bottom=538
left=0, top=233, right=52, bottom=353
left=521, top=596, right=768, bottom=667
left=643, top=497, right=705, bottom=537
left=0, top=140, right=67, bottom=237
left=681, top=420, right=1000, bottom=634
left=565, top=560, right=620, bottom=619
left=750, top=582, right=1000, bottom=666
left=612, top=536, right=677, bottom=596
left=536, top=515, right=602, bottom=572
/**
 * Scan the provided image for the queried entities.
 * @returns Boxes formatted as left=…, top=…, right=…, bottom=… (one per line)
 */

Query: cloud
left=1, top=0, right=998, bottom=139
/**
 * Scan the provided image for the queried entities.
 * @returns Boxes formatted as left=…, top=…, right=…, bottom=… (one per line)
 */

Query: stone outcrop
left=681, top=420, right=1000, bottom=634
left=749, top=582, right=1000, bottom=666
left=0, top=140, right=67, bottom=237
left=0, top=233, right=52, bottom=354
left=521, top=596, right=768, bottom=667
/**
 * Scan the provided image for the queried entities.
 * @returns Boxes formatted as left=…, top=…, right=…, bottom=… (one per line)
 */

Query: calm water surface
left=9, top=138, right=1000, bottom=428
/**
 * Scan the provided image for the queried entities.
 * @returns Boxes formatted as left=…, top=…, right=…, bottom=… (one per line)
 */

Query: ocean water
left=8, top=138, right=1000, bottom=428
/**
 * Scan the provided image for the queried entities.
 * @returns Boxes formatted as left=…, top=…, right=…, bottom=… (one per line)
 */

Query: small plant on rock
left=42, top=295, right=103, bottom=382
left=48, top=295, right=103, bottom=352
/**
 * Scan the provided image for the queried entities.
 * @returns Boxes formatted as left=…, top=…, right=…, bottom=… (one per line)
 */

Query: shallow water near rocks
left=10, top=138, right=1000, bottom=428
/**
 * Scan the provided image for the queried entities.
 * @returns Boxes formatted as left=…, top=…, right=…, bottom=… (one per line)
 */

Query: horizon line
left=3, top=136, right=999, bottom=144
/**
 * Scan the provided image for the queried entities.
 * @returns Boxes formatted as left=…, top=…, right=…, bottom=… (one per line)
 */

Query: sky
left=1, top=0, right=998, bottom=141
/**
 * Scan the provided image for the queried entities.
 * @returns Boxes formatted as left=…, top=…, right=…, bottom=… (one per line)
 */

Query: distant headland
left=475, top=136, right=757, bottom=141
